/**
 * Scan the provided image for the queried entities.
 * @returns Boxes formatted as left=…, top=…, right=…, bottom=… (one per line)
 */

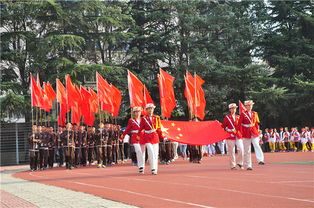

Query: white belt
left=242, top=124, right=253, bottom=127
left=145, top=130, right=156, bottom=133
left=226, top=128, right=235, bottom=132
left=131, top=130, right=139, bottom=133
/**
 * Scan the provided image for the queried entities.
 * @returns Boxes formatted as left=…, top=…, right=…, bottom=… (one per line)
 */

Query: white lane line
left=73, top=181, right=214, bottom=208
left=183, top=174, right=314, bottom=188
left=270, top=180, right=314, bottom=183
left=129, top=178, right=314, bottom=204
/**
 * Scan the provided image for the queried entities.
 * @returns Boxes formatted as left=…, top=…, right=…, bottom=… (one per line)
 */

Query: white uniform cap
left=145, top=103, right=156, bottom=109
left=228, top=103, right=238, bottom=109
left=132, top=106, right=142, bottom=112
left=244, top=100, right=255, bottom=105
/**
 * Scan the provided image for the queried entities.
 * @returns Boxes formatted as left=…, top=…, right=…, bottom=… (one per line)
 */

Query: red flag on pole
left=239, top=100, right=246, bottom=115
left=42, top=82, right=53, bottom=112
left=89, top=88, right=99, bottom=114
left=45, top=82, right=56, bottom=103
left=184, top=71, right=206, bottom=120
left=194, top=74, right=206, bottom=120
left=158, top=68, right=176, bottom=118
left=96, top=72, right=114, bottom=113
left=56, top=78, right=68, bottom=126
left=30, top=73, right=43, bottom=108
left=111, top=84, right=122, bottom=117
left=127, top=70, right=144, bottom=108
left=80, top=86, right=94, bottom=126
left=65, top=75, right=80, bottom=108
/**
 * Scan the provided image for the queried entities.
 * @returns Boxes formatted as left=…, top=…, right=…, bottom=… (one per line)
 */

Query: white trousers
left=173, top=142, right=179, bottom=159
left=207, top=144, right=216, bottom=155
left=251, top=137, right=264, bottom=163
left=226, top=139, right=244, bottom=168
left=243, top=138, right=254, bottom=168
left=218, top=140, right=226, bottom=155
left=133, top=143, right=145, bottom=170
left=146, top=143, right=159, bottom=173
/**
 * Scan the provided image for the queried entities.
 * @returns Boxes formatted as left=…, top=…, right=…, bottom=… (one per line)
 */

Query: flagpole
left=194, top=71, right=197, bottom=120
left=30, top=77, right=34, bottom=128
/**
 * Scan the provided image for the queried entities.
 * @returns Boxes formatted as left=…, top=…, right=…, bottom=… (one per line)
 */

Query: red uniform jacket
left=138, top=115, right=164, bottom=144
left=221, top=114, right=242, bottom=140
left=122, top=118, right=143, bottom=144
left=238, top=110, right=260, bottom=139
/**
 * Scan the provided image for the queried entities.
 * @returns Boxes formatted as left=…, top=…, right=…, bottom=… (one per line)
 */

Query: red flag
left=56, top=79, right=67, bottom=105
left=30, top=73, right=43, bottom=108
left=56, top=78, right=68, bottom=126
left=80, top=86, right=94, bottom=126
left=111, top=84, right=122, bottom=117
left=41, top=82, right=53, bottom=112
left=65, top=75, right=80, bottom=108
left=184, top=71, right=206, bottom=120
left=127, top=70, right=144, bottom=107
left=194, top=74, right=206, bottom=120
left=158, top=68, right=176, bottom=118
left=161, top=120, right=229, bottom=145
left=96, top=72, right=114, bottom=113
left=89, top=88, right=99, bottom=113
left=45, top=82, right=56, bottom=103
left=143, top=85, right=154, bottom=105
left=184, top=72, right=195, bottom=115
left=239, top=100, right=245, bottom=115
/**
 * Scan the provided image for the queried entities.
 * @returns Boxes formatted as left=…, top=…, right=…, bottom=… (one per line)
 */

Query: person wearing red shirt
left=238, top=100, right=260, bottom=170
left=122, top=107, right=145, bottom=174
left=222, top=103, right=244, bottom=170
left=137, top=103, right=166, bottom=175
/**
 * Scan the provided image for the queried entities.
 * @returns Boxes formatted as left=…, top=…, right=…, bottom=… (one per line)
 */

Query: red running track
left=14, top=152, right=314, bottom=208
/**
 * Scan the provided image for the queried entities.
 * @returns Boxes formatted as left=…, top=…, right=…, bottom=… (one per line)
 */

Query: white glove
left=164, top=137, right=168, bottom=141
left=123, top=135, right=130, bottom=143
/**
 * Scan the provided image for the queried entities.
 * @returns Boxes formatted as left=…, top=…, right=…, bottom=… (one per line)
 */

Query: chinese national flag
left=80, top=86, right=94, bottom=126
left=158, top=68, right=176, bottom=118
left=127, top=70, right=144, bottom=108
left=89, top=88, right=99, bottom=114
left=161, top=120, right=229, bottom=145
left=30, top=73, right=43, bottom=108
left=96, top=72, right=114, bottom=113
left=111, top=84, right=122, bottom=117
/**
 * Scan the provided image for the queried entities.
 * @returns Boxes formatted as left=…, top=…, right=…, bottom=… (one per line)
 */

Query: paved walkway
left=0, top=166, right=138, bottom=208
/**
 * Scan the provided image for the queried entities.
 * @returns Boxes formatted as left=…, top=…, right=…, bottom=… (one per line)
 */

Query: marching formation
left=28, top=123, right=125, bottom=171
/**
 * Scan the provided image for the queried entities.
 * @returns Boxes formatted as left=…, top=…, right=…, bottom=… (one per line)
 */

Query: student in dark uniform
left=79, top=126, right=87, bottom=166
left=87, top=126, right=95, bottom=165
left=96, top=123, right=106, bottom=168
left=56, top=127, right=65, bottom=167
left=39, top=126, right=49, bottom=170
left=62, top=123, right=75, bottom=169
left=28, top=125, right=40, bottom=171
left=106, top=123, right=113, bottom=166
left=73, top=124, right=81, bottom=168
left=47, top=127, right=56, bottom=168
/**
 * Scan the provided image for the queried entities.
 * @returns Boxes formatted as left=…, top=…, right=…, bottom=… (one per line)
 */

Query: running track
left=14, top=152, right=314, bottom=208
